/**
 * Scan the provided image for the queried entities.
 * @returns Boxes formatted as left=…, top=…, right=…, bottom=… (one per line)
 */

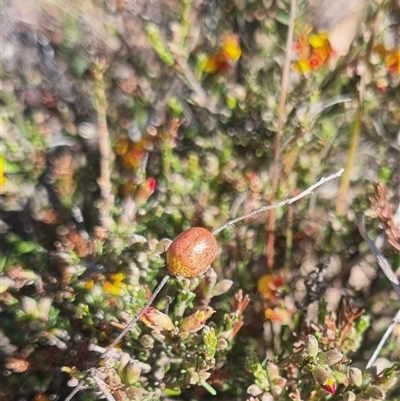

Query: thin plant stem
left=366, top=309, right=400, bottom=370
left=266, top=0, right=298, bottom=270
left=90, top=370, right=117, bottom=401
left=283, top=205, right=294, bottom=271
left=336, top=6, right=382, bottom=215
left=359, top=216, right=400, bottom=369
left=93, top=59, right=113, bottom=222
left=213, top=169, right=344, bottom=235
left=336, top=103, right=363, bottom=215
left=358, top=216, right=400, bottom=299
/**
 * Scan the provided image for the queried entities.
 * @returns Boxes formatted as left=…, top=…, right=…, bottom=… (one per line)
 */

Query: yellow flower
left=222, top=34, right=242, bottom=61
left=308, top=32, right=329, bottom=49
left=103, top=281, right=123, bottom=296
left=103, top=272, right=126, bottom=296
left=110, top=272, right=125, bottom=284
left=257, top=274, right=284, bottom=301
left=386, top=50, right=400, bottom=74
left=84, top=278, right=94, bottom=290
left=293, top=59, right=310, bottom=74
left=204, top=34, right=241, bottom=74
left=0, top=155, right=7, bottom=190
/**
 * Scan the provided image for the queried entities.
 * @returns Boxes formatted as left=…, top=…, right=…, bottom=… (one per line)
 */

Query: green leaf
left=6, top=233, right=43, bottom=254
left=202, top=381, right=217, bottom=395
left=164, top=388, right=181, bottom=396
left=146, top=23, right=175, bottom=66
left=275, top=11, right=289, bottom=26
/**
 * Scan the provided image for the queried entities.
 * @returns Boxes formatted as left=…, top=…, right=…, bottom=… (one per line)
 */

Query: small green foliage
left=1, top=0, right=399, bottom=400
left=146, top=23, right=175, bottom=67
left=202, top=326, right=217, bottom=360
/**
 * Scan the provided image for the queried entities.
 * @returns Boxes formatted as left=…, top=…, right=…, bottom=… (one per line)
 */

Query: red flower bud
left=140, top=307, right=175, bottom=331
left=321, top=376, right=337, bottom=395
left=179, top=306, right=215, bottom=335
left=312, top=366, right=337, bottom=395
left=134, top=177, right=156, bottom=206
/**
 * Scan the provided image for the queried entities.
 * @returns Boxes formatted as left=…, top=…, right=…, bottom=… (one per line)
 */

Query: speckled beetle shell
left=167, top=227, right=217, bottom=278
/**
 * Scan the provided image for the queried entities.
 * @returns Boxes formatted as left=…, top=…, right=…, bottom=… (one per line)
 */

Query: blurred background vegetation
left=0, top=0, right=399, bottom=400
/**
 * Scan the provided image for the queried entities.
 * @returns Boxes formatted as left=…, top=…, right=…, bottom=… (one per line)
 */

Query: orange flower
left=114, top=138, right=130, bottom=156
left=373, top=45, right=400, bottom=75
left=257, top=274, right=284, bottom=301
left=116, top=138, right=148, bottom=170
left=120, top=147, right=146, bottom=170
left=386, top=50, right=400, bottom=74
left=293, top=29, right=333, bottom=73
left=204, top=54, right=230, bottom=73
left=309, top=33, right=331, bottom=63
left=293, top=26, right=312, bottom=58
left=204, top=34, right=241, bottom=74
left=264, top=307, right=289, bottom=324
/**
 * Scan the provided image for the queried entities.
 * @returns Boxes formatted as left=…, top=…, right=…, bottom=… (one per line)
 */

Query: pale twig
left=266, top=0, right=298, bottom=269
left=213, top=169, right=344, bottom=235
left=358, top=216, right=400, bottom=369
left=366, top=309, right=400, bottom=370
left=358, top=216, right=400, bottom=299
left=90, top=370, right=116, bottom=401
left=93, top=59, right=114, bottom=223
left=94, top=60, right=112, bottom=198
left=64, top=377, right=86, bottom=401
